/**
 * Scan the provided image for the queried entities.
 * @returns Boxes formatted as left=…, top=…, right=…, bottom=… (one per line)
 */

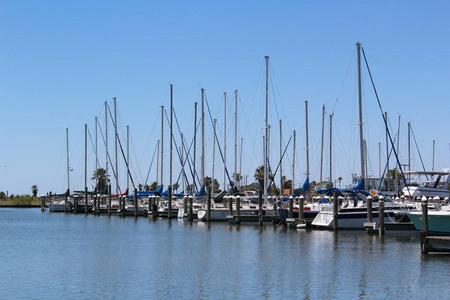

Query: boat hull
left=408, top=211, right=450, bottom=235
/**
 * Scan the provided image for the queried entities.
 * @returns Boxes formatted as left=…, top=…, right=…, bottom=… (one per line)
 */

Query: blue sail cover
left=300, top=178, right=310, bottom=191
left=351, top=179, right=365, bottom=191
left=317, top=179, right=370, bottom=197
left=195, top=185, right=206, bottom=197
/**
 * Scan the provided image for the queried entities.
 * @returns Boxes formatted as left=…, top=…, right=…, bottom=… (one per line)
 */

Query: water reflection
left=1, top=209, right=448, bottom=299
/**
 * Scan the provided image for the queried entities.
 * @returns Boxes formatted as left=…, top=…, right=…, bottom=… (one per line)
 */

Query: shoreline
left=0, top=204, right=41, bottom=208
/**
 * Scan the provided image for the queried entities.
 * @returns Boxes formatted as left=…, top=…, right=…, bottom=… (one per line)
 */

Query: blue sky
left=1, top=1, right=449, bottom=195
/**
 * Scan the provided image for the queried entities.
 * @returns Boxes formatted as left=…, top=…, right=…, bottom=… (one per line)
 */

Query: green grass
left=0, top=195, right=41, bottom=206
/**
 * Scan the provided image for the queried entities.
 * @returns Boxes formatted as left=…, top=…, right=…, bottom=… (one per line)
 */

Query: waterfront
left=1, top=208, right=450, bottom=299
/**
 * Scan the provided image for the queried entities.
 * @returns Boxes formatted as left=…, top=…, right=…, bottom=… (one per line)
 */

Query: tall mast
left=330, top=114, right=333, bottom=185
left=95, top=117, right=98, bottom=172
left=181, top=134, right=185, bottom=192
left=408, top=122, right=411, bottom=173
left=201, top=88, right=205, bottom=187
left=395, top=115, right=401, bottom=195
left=385, top=112, right=390, bottom=192
left=193, top=102, right=197, bottom=192
left=212, top=119, right=217, bottom=194
left=240, top=137, right=243, bottom=188
left=320, top=105, right=325, bottom=185
left=105, top=101, right=108, bottom=192
left=234, top=90, right=238, bottom=191
left=66, top=128, right=70, bottom=195
left=279, top=119, right=283, bottom=196
left=126, top=125, right=129, bottom=191
left=264, top=56, right=269, bottom=203
left=357, top=42, right=365, bottom=188
left=169, top=84, right=173, bottom=189
left=223, top=92, right=227, bottom=192
left=160, top=105, right=164, bottom=187
left=305, top=100, right=310, bottom=200
left=85, top=123, right=87, bottom=193
left=292, top=130, right=296, bottom=193
left=156, top=140, right=159, bottom=184
left=305, top=101, right=310, bottom=181
left=114, top=97, right=118, bottom=194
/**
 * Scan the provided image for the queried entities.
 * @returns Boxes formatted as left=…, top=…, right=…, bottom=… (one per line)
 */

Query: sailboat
left=311, top=42, right=408, bottom=229
left=49, top=128, right=73, bottom=213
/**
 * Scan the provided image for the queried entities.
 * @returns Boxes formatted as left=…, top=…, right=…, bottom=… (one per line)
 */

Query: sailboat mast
left=95, top=117, right=98, bottom=171
left=234, top=90, right=238, bottom=191
left=105, top=101, right=108, bottom=193
left=357, top=42, right=366, bottom=188
left=85, top=123, right=87, bottom=193
left=212, top=119, right=217, bottom=194
left=223, top=92, right=227, bottom=193
left=264, top=56, right=269, bottom=203
left=126, top=125, right=129, bottom=192
left=292, top=130, right=296, bottom=193
left=66, top=128, right=70, bottom=194
left=114, top=97, right=118, bottom=194
left=305, top=100, right=310, bottom=200
left=330, top=114, right=333, bottom=185
left=279, top=119, right=283, bottom=196
left=160, top=105, right=164, bottom=188
left=305, top=101, right=310, bottom=181
left=320, top=105, right=325, bottom=185
left=193, top=102, right=197, bottom=192
left=169, top=84, right=173, bottom=189
left=201, top=88, right=205, bottom=187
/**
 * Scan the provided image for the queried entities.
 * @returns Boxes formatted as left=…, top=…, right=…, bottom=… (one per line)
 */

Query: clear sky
left=1, top=1, right=449, bottom=196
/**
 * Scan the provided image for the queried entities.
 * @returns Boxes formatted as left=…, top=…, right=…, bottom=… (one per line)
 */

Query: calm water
left=1, top=208, right=450, bottom=299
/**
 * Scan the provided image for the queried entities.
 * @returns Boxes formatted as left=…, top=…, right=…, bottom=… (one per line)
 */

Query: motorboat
left=402, top=171, right=450, bottom=199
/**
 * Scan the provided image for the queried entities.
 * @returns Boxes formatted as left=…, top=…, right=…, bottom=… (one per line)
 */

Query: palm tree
left=254, top=165, right=265, bottom=189
left=150, top=181, right=159, bottom=191
left=173, top=182, right=180, bottom=191
left=338, top=177, right=343, bottom=188
left=31, top=185, right=38, bottom=197
left=91, top=168, right=109, bottom=192
left=254, top=165, right=273, bottom=191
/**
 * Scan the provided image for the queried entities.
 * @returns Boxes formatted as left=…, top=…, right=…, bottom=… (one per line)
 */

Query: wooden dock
left=419, top=199, right=450, bottom=254
left=421, top=233, right=450, bottom=254
left=227, top=215, right=281, bottom=224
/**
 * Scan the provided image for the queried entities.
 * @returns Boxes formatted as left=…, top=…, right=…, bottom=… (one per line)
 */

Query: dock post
left=258, top=191, right=263, bottom=225
left=108, top=185, right=112, bottom=216
left=333, top=192, right=338, bottom=230
left=288, top=196, right=294, bottom=218
left=272, top=197, right=277, bottom=216
left=207, top=186, right=211, bottom=222
left=188, top=195, right=193, bottom=221
left=147, top=196, right=153, bottom=216
left=64, top=194, right=68, bottom=213
left=421, top=197, right=429, bottom=254
left=235, top=196, right=241, bottom=224
left=150, top=196, right=158, bottom=219
left=74, top=195, right=79, bottom=214
left=108, top=196, right=111, bottom=216
left=183, top=195, right=188, bottom=217
left=299, top=195, right=305, bottom=224
left=228, top=196, right=233, bottom=216
left=168, top=186, right=172, bottom=218
left=41, top=196, right=46, bottom=212
left=367, top=195, right=373, bottom=223
left=378, top=195, right=385, bottom=235
left=134, top=189, right=138, bottom=217
left=93, top=195, right=97, bottom=214
left=85, top=187, right=88, bottom=214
